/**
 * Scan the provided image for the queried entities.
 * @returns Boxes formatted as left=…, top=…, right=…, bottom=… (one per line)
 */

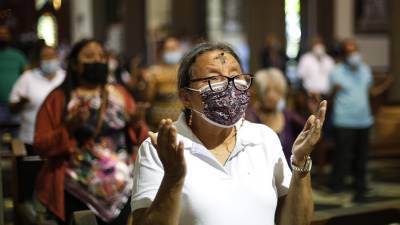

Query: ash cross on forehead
left=214, top=52, right=227, bottom=64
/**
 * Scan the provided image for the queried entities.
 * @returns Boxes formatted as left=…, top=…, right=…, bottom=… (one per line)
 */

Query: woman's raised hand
left=65, top=105, right=90, bottom=134
left=148, top=119, right=186, bottom=182
left=292, top=100, right=327, bottom=165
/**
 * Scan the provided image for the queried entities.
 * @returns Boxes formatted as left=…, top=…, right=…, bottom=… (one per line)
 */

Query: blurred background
left=0, top=0, right=399, bottom=224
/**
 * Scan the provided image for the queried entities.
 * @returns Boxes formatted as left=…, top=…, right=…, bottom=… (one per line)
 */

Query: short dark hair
left=177, top=42, right=242, bottom=121
left=177, top=42, right=242, bottom=90
left=340, top=38, right=358, bottom=56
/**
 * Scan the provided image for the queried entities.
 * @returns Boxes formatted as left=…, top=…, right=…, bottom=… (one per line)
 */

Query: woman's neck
left=75, top=84, right=102, bottom=96
left=78, top=82, right=102, bottom=90
left=45, top=74, right=56, bottom=81
left=190, top=113, right=234, bottom=150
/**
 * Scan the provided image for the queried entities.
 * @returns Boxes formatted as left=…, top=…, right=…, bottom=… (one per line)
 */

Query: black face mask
left=81, top=63, right=108, bottom=85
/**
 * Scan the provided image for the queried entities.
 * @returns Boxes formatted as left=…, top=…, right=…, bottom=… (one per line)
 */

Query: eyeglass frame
left=187, top=73, right=254, bottom=92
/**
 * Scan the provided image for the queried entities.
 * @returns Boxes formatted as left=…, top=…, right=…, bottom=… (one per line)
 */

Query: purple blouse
left=245, top=107, right=306, bottom=165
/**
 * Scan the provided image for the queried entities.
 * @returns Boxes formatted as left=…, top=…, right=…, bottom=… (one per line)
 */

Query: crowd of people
left=0, top=22, right=395, bottom=225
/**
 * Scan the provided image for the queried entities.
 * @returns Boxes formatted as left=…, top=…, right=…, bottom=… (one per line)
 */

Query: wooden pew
left=10, top=139, right=45, bottom=225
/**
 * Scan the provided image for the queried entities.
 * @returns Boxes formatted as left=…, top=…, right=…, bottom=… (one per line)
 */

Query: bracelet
left=290, top=155, right=312, bottom=173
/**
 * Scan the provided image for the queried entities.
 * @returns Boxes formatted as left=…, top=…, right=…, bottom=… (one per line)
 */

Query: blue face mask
left=163, top=50, right=183, bottom=65
left=347, top=53, right=362, bottom=67
left=40, top=59, right=60, bottom=76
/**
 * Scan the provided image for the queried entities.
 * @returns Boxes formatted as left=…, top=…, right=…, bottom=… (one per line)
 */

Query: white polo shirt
left=131, top=114, right=292, bottom=225
left=297, top=52, right=335, bottom=95
left=9, top=68, right=65, bottom=144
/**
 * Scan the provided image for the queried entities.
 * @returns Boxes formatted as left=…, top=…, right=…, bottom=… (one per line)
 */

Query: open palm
left=292, top=101, right=327, bottom=164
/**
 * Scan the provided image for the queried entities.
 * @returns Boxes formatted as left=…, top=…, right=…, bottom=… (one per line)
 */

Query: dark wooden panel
left=122, top=0, right=146, bottom=59
left=243, top=0, right=286, bottom=72
left=388, top=0, right=400, bottom=103
left=171, top=0, right=206, bottom=39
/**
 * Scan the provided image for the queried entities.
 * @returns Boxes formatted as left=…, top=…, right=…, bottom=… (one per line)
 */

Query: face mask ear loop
left=240, top=114, right=245, bottom=129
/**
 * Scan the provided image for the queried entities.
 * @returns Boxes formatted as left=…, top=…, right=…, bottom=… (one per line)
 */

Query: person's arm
left=8, top=72, right=29, bottom=113
left=131, top=119, right=186, bottom=225
left=33, top=89, right=90, bottom=158
left=9, top=96, right=29, bottom=113
left=276, top=101, right=327, bottom=225
left=276, top=172, right=313, bottom=225
left=369, top=75, right=395, bottom=97
left=132, top=173, right=185, bottom=225
left=33, top=90, right=84, bottom=158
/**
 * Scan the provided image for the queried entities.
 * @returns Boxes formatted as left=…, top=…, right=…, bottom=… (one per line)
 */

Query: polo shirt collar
left=174, top=113, right=252, bottom=151
left=174, top=113, right=263, bottom=170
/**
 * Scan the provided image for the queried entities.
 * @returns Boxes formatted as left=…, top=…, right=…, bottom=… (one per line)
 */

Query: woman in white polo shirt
left=131, top=42, right=327, bottom=225
left=9, top=43, right=65, bottom=154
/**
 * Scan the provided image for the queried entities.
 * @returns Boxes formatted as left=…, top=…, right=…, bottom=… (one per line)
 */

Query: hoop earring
left=187, top=109, right=193, bottom=127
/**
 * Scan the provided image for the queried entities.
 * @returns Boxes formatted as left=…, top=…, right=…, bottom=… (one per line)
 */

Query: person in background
left=260, top=33, right=288, bottom=73
left=0, top=24, right=28, bottom=125
left=130, top=42, right=327, bottom=225
left=246, top=68, right=306, bottom=164
left=297, top=37, right=335, bottom=184
left=146, top=37, right=184, bottom=130
left=126, top=56, right=151, bottom=103
left=33, top=39, right=148, bottom=225
left=109, top=54, right=152, bottom=133
left=329, top=39, right=394, bottom=201
left=297, top=37, right=335, bottom=97
left=9, top=43, right=65, bottom=154
left=107, top=51, right=131, bottom=86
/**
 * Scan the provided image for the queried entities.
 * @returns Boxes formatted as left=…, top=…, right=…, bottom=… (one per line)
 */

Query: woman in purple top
left=246, top=68, right=305, bottom=165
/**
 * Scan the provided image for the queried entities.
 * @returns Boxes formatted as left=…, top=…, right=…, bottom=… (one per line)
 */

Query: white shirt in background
left=9, top=68, right=65, bottom=144
left=297, top=52, right=335, bottom=94
left=131, top=114, right=292, bottom=225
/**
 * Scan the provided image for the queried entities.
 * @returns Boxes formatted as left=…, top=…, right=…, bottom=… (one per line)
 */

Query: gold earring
left=188, top=109, right=193, bottom=127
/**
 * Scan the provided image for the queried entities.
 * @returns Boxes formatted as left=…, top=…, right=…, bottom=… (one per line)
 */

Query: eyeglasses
left=189, top=74, right=253, bottom=92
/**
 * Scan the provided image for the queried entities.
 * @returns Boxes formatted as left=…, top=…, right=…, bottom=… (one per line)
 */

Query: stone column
left=207, top=0, right=223, bottom=41
left=122, top=0, right=146, bottom=59
left=70, top=0, right=94, bottom=43
left=333, top=0, right=353, bottom=39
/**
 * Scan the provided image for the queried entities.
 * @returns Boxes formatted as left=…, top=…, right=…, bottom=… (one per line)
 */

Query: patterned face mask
left=188, top=82, right=250, bottom=128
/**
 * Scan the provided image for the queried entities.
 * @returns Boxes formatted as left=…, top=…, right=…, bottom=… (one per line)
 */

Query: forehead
left=164, top=38, right=179, bottom=51
left=344, top=42, right=358, bottom=52
left=312, top=39, right=323, bottom=46
left=191, top=50, right=241, bottom=76
left=79, top=42, right=104, bottom=55
left=41, top=47, right=56, bottom=56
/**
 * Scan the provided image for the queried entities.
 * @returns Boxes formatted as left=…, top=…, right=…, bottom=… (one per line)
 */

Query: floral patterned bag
left=64, top=86, right=134, bottom=222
